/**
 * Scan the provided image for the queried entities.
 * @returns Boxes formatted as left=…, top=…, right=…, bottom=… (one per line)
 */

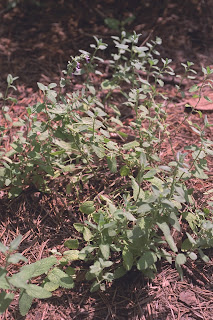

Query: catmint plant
left=0, top=31, right=212, bottom=300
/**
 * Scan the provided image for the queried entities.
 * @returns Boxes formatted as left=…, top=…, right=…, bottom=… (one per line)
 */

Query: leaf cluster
left=0, top=31, right=213, bottom=313
left=0, top=235, right=75, bottom=315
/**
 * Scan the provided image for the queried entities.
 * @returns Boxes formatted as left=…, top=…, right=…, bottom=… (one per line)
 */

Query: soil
left=0, top=1, right=213, bottom=319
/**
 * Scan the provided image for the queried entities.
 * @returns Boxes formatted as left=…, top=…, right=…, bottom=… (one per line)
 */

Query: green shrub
left=0, top=31, right=212, bottom=311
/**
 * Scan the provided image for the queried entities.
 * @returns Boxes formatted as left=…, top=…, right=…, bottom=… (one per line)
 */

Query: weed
left=0, top=31, right=213, bottom=312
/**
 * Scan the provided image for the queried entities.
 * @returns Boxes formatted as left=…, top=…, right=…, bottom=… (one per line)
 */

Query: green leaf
left=175, top=263, right=184, bottom=280
left=198, top=249, right=209, bottom=263
left=48, top=83, right=57, bottom=89
left=131, top=176, right=145, bottom=201
left=117, top=131, right=127, bottom=138
left=137, top=251, right=157, bottom=270
left=122, top=247, right=133, bottom=271
left=87, top=85, right=96, bottom=95
left=202, top=220, right=213, bottom=230
left=101, top=79, right=118, bottom=90
left=26, top=284, right=52, bottom=299
left=90, top=281, right=100, bottom=293
left=61, top=250, right=79, bottom=262
left=174, top=186, right=188, bottom=203
left=0, top=268, right=10, bottom=289
left=5, top=178, right=11, bottom=186
left=181, top=239, right=193, bottom=251
left=89, top=261, right=102, bottom=275
left=143, top=169, right=157, bottom=179
left=158, top=165, right=171, bottom=172
left=48, top=268, right=74, bottom=289
left=85, top=220, right=98, bottom=230
left=43, top=278, right=59, bottom=292
left=53, top=139, right=73, bottom=151
left=186, top=232, right=196, bottom=244
left=92, top=145, right=105, bottom=158
left=0, top=291, right=14, bottom=314
left=19, top=289, right=33, bottom=316
left=169, top=212, right=181, bottom=232
left=99, top=259, right=113, bottom=268
left=37, top=82, right=47, bottom=92
left=4, top=113, right=12, bottom=122
left=161, top=249, right=172, bottom=264
left=9, top=272, right=28, bottom=289
left=113, top=266, right=127, bottom=279
left=157, top=222, right=178, bottom=252
left=20, top=256, right=57, bottom=279
left=143, top=268, right=155, bottom=279
left=135, top=44, right=149, bottom=53
left=64, top=239, right=79, bottom=249
left=157, top=79, right=164, bottom=87
left=114, top=209, right=136, bottom=221
left=79, top=245, right=96, bottom=258
left=80, top=201, right=96, bottom=214
left=182, top=212, right=197, bottom=231
left=115, top=43, right=129, bottom=50
left=188, top=252, right=197, bottom=261
left=120, top=165, right=130, bottom=176
left=149, top=177, right=163, bottom=192
left=189, top=84, right=199, bottom=92
left=139, top=151, right=147, bottom=166
left=83, top=227, right=93, bottom=241
left=107, top=156, right=117, bottom=173
left=73, top=223, right=85, bottom=233
left=192, top=166, right=208, bottom=179
left=65, top=267, right=75, bottom=276
left=123, top=141, right=139, bottom=150
left=124, top=211, right=137, bottom=221
left=176, top=253, right=186, bottom=265
left=100, top=244, right=110, bottom=260
left=12, top=121, right=25, bottom=127
left=7, top=253, right=27, bottom=264
left=106, top=140, right=118, bottom=150
left=7, top=74, right=13, bottom=85
left=102, top=272, right=114, bottom=282
left=92, top=212, right=101, bottom=224
left=85, top=270, right=96, bottom=281
left=8, top=187, right=22, bottom=198
left=0, top=242, right=8, bottom=254
left=137, top=203, right=152, bottom=214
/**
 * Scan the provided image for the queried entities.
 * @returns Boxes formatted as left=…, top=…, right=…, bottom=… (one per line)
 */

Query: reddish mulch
left=0, top=1, right=213, bottom=319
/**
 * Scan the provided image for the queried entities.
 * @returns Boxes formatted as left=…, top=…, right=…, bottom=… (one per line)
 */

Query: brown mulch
left=0, top=1, right=213, bottom=319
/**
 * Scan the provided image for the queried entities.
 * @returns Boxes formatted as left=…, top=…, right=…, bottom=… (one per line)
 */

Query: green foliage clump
left=0, top=235, right=75, bottom=315
left=0, top=31, right=213, bottom=313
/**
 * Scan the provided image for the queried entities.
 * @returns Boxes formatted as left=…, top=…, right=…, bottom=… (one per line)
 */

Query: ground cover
left=0, top=1, right=213, bottom=319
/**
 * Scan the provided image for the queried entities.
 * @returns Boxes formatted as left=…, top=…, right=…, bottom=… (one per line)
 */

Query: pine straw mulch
left=1, top=0, right=213, bottom=319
